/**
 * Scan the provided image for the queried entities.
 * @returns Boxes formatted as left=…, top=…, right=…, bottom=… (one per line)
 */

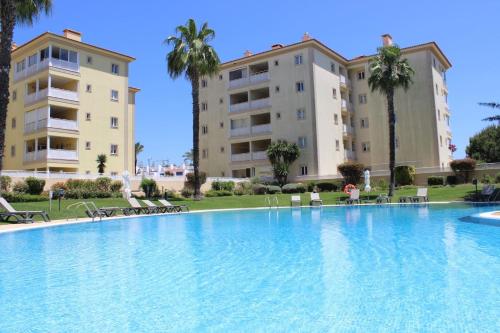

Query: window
left=360, top=118, right=369, bottom=128
left=10, top=145, right=15, bottom=157
left=111, top=117, right=119, bottom=128
left=52, top=47, right=77, bottom=63
left=202, top=149, right=208, bottom=159
left=12, top=90, right=16, bottom=101
left=85, top=170, right=91, bottom=175
left=357, top=71, right=365, bottom=80
left=352, top=141, right=356, bottom=151
left=275, top=86, right=280, bottom=93
left=297, top=108, right=306, bottom=120
left=362, top=142, right=370, bottom=152
left=87, top=56, right=93, bottom=64
left=110, top=144, right=118, bottom=155
left=334, top=114, right=338, bottom=125
left=435, top=84, right=439, bottom=95
left=111, top=90, right=119, bottom=101
left=86, top=84, right=92, bottom=93
left=111, top=172, right=118, bottom=177
left=440, top=135, right=443, bottom=147
left=220, top=146, right=225, bottom=153
left=221, top=171, right=225, bottom=177
left=201, top=102, right=208, bottom=111
left=335, top=140, right=340, bottom=151
left=358, top=94, right=367, bottom=104
left=202, top=125, right=208, bottom=134
left=298, top=136, right=307, bottom=148
left=330, top=62, right=336, bottom=73
left=40, top=48, right=49, bottom=61
left=437, top=109, right=441, bottom=121
left=433, top=58, right=437, bottom=68
left=111, top=63, right=119, bottom=75
left=446, top=115, right=450, bottom=126
left=219, top=122, right=224, bottom=128
left=348, top=93, right=353, bottom=103
left=276, top=112, right=281, bottom=119
left=201, top=79, right=208, bottom=88
left=296, top=81, right=304, bottom=92
left=219, top=98, right=223, bottom=104
left=85, top=141, right=91, bottom=150
left=11, top=117, right=16, bottom=129
left=294, top=54, right=303, bottom=65
left=28, top=53, right=37, bottom=67
left=332, top=88, right=337, bottom=99
left=16, top=60, right=25, bottom=73
left=300, top=165, right=308, bottom=176
left=86, top=113, right=91, bottom=121
left=219, top=74, right=223, bottom=80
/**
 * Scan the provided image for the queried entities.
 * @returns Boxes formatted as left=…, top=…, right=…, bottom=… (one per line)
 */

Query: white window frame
left=357, top=71, right=365, bottom=80
left=111, top=90, right=119, bottom=101
left=358, top=94, right=367, bottom=104
left=86, top=113, right=91, bottom=121
left=296, top=81, right=304, bottom=92
left=202, top=125, right=208, bottom=134
left=110, top=144, right=118, bottom=155
left=297, top=108, right=306, bottom=120
left=111, top=63, right=119, bottom=75
left=85, top=141, right=91, bottom=150
left=362, top=142, right=370, bottom=152
left=298, top=136, right=307, bottom=149
left=294, top=54, right=303, bottom=65
left=300, top=165, right=308, bottom=176
left=111, top=117, right=119, bottom=128
left=334, top=114, right=339, bottom=125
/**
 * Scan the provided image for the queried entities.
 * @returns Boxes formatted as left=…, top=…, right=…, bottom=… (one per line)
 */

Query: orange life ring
left=344, top=184, right=356, bottom=194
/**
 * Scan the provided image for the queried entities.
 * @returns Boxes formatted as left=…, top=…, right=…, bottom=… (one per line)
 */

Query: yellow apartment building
left=4, top=29, right=138, bottom=176
left=198, top=34, right=452, bottom=179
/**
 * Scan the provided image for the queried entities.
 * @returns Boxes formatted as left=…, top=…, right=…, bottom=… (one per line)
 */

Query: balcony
left=24, top=148, right=78, bottom=162
left=229, top=89, right=271, bottom=113
left=24, top=75, right=79, bottom=106
left=228, top=62, right=269, bottom=89
left=342, top=124, right=354, bottom=136
left=25, top=87, right=79, bottom=106
left=24, top=136, right=78, bottom=163
left=340, top=75, right=349, bottom=90
left=252, top=151, right=268, bottom=160
left=231, top=153, right=251, bottom=162
left=25, top=106, right=78, bottom=133
left=251, top=123, right=271, bottom=134
left=344, top=149, right=356, bottom=161
left=14, top=56, right=79, bottom=82
left=230, top=127, right=251, bottom=137
left=341, top=99, right=348, bottom=112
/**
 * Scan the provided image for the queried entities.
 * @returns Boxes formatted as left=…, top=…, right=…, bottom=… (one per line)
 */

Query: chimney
left=381, top=34, right=393, bottom=47
left=11, top=42, right=17, bottom=51
left=244, top=50, right=253, bottom=57
left=271, top=43, right=284, bottom=50
left=63, top=29, right=82, bottom=42
left=301, top=32, right=311, bottom=42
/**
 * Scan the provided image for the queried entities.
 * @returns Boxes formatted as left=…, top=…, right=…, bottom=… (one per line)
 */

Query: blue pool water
left=0, top=203, right=499, bottom=332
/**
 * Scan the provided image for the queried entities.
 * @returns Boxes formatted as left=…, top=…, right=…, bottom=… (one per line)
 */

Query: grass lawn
left=0, top=184, right=481, bottom=224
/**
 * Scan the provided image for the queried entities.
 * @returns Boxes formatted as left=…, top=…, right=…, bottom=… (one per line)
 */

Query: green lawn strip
left=3, top=184, right=477, bottom=223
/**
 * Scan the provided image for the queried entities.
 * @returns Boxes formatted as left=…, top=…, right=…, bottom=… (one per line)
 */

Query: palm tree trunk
left=387, top=88, right=396, bottom=197
left=0, top=0, right=15, bottom=173
left=190, top=73, right=201, bottom=200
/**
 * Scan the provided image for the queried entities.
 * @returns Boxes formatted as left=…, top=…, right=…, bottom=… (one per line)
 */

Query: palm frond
left=479, top=102, right=500, bottom=109
left=14, top=0, right=52, bottom=25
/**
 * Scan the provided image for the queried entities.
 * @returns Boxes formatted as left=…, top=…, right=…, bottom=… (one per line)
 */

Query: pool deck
left=0, top=201, right=497, bottom=234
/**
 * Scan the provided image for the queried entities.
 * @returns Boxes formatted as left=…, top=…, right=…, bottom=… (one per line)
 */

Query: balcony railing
left=341, top=99, right=347, bottom=110
left=340, top=75, right=349, bottom=89
left=230, top=127, right=250, bottom=137
left=25, top=87, right=79, bottom=106
left=344, top=149, right=356, bottom=161
left=229, top=101, right=249, bottom=113
left=228, top=71, right=269, bottom=89
left=48, top=118, right=78, bottom=131
left=24, top=149, right=47, bottom=162
left=24, top=148, right=78, bottom=162
left=14, top=58, right=80, bottom=82
left=231, top=152, right=251, bottom=162
left=252, top=151, right=268, bottom=160
left=229, top=97, right=270, bottom=113
left=342, top=124, right=354, bottom=135
left=251, top=123, right=271, bottom=134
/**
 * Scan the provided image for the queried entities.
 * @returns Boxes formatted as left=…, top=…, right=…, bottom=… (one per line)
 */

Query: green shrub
left=376, top=179, right=388, bottom=190
left=50, top=181, right=68, bottom=192
left=64, top=189, right=114, bottom=199
left=496, top=173, right=500, bottom=184
left=66, top=179, right=96, bottom=191
left=282, top=183, right=306, bottom=193
left=481, top=174, right=494, bottom=184
left=0, top=191, right=47, bottom=202
left=446, top=175, right=458, bottom=185
left=211, top=181, right=235, bottom=192
left=205, top=190, right=233, bottom=197
left=395, top=165, right=416, bottom=186
left=428, top=176, right=445, bottom=186
left=306, top=181, right=317, bottom=192
left=337, top=162, right=365, bottom=185
left=140, top=178, right=157, bottom=198
left=185, top=172, right=207, bottom=189
left=24, top=177, right=45, bottom=195
left=0, top=175, right=12, bottom=191
left=164, top=189, right=183, bottom=201
left=110, top=180, right=123, bottom=192
left=95, top=177, right=112, bottom=191
left=266, top=185, right=282, bottom=194
left=234, top=181, right=253, bottom=196
left=12, top=181, right=29, bottom=193
left=252, top=184, right=267, bottom=195
left=450, top=158, right=476, bottom=183
left=181, top=187, right=193, bottom=198
left=316, top=182, right=338, bottom=192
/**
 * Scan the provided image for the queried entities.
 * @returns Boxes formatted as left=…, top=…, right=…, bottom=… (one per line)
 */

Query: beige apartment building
left=4, top=29, right=138, bottom=176
left=199, top=34, right=452, bottom=179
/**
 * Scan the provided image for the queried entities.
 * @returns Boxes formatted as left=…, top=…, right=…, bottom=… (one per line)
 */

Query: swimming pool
left=0, top=203, right=499, bottom=332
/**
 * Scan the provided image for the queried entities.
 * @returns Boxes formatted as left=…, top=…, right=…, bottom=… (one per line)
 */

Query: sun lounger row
left=85, top=198, right=189, bottom=218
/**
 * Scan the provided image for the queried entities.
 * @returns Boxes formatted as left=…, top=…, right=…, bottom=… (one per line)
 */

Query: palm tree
left=478, top=102, right=500, bottom=124
left=96, top=154, right=107, bottom=174
left=0, top=0, right=52, bottom=171
left=266, top=141, right=300, bottom=187
left=182, top=149, right=193, bottom=165
left=368, top=44, right=414, bottom=197
left=165, top=19, right=220, bottom=199
left=135, top=142, right=144, bottom=174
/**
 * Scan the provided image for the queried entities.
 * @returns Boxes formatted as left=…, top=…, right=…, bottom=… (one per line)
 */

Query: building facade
left=199, top=34, right=452, bottom=179
left=4, top=29, right=138, bottom=176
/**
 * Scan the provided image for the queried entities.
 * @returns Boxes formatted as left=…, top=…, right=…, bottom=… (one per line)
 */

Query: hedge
left=395, top=166, right=416, bottom=186
left=0, top=192, right=48, bottom=202
left=428, top=176, right=445, bottom=186
left=446, top=175, right=458, bottom=185
left=205, top=190, right=233, bottom=197
left=281, top=183, right=306, bottom=193
left=211, top=181, right=235, bottom=192
left=316, top=182, right=338, bottom=192
left=337, top=162, right=365, bottom=185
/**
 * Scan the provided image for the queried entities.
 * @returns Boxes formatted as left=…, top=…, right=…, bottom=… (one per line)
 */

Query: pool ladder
left=66, top=201, right=101, bottom=222
left=265, top=196, right=279, bottom=209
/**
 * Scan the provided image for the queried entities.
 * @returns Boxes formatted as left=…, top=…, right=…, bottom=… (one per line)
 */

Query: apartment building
left=199, top=34, right=452, bottom=179
left=4, top=29, right=138, bottom=176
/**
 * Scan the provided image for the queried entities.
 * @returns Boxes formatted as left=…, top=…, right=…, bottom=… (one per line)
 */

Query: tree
left=134, top=142, right=144, bottom=174
left=368, top=43, right=414, bottom=197
left=466, top=125, right=500, bottom=163
left=266, top=141, right=300, bottom=187
left=165, top=19, right=220, bottom=200
left=337, top=162, right=365, bottom=185
left=0, top=0, right=52, bottom=172
left=478, top=102, right=500, bottom=124
left=96, top=154, right=107, bottom=174
left=182, top=149, right=193, bottom=165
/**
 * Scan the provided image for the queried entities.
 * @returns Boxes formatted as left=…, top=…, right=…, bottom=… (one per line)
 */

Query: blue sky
left=13, top=0, right=499, bottom=165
